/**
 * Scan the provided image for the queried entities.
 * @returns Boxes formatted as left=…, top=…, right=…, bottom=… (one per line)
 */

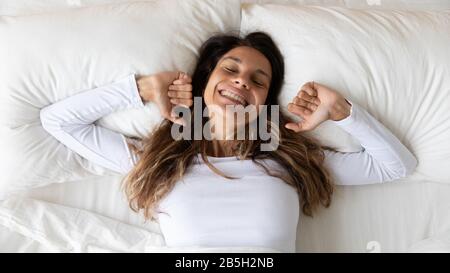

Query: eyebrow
left=222, top=56, right=271, bottom=79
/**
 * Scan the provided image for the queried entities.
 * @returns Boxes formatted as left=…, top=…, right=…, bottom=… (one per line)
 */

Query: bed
left=0, top=0, right=449, bottom=253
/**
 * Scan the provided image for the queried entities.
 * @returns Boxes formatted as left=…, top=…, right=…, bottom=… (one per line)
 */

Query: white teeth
left=219, top=90, right=247, bottom=105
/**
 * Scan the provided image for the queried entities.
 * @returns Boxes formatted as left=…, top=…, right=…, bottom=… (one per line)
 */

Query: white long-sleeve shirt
left=40, top=74, right=417, bottom=252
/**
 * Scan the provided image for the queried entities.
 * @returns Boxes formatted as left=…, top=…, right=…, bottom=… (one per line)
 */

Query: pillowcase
left=2, top=0, right=450, bottom=16
left=0, top=0, right=146, bottom=16
left=0, top=0, right=241, bottom=197
left=243, top=0, right=450, bottom=10
left=241, top=4, right=450, bottom=183
left=342, top=0, right=450, bottom=10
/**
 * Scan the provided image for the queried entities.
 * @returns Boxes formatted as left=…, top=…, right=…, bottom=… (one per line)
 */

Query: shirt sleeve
left=323, top=99, right=418, bottom=186
left=40, top=74, right=144, bottom=175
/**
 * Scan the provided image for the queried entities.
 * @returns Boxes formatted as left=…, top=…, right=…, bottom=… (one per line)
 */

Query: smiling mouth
left=218, top=89, right=248, bottom=106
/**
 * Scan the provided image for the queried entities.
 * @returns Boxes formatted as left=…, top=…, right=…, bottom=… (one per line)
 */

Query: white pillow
left=241, top=4, right=450, bottom=183
left=0, top=0, right=149, bottom=16
left=0, top=0, right=241, bottom=197
left=2, top=0, right=450, bottom=16
left=243, top=0, right=450, bottom=10
left=343, top=0, right=450, bottom=10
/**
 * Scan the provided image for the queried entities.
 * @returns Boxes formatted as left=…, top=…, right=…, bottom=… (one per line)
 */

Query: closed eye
left=253, top=80, right=264, bottom=86
left=224, top=66, right=266, bottom=87
left=224, top=67, right=237, bottom=73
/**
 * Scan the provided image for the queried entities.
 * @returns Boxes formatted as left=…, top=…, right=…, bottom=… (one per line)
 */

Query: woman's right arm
left=40, top=72, right=192, bottom=175
left=40, top=74, right=144, bottom=174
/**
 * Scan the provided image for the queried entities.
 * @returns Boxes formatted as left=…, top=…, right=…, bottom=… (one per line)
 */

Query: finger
left=284, top=122, right=302, bottom=133
left=168, top=91, right=193, bottom=99
left=182, top=73, right=190, bottom=80
left=173, top=78, right=192, bottom=85
left=294, top=97, right=318, bottom=111
left=174, top=72, right=192, bottom=84
left=297, top=91, right=320, bottom=105
left=170, top=98, right=193, bottom=107
left=288, top=103, right=312, bottom=117
left=168, top=114, right=186, bottom=126
left=293, top=96, right=309, bottom=107
left=299, top=82, right=318, bottom=97
left=169, top=84, right=192, bottom=92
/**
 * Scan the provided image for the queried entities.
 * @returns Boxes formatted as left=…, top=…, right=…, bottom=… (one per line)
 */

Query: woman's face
left=203, top=46, right=272, bottom=115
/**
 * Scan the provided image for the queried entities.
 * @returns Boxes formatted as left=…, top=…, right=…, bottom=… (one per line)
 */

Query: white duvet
left=0, top=197, right=279, bottom=253
left=0, top=0, right=449, bottom=253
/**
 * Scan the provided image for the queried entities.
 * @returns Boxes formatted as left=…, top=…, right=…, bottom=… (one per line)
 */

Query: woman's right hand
left=285, top=81, right=351, bottom=132
left=137, top=71, right=193, bottom=125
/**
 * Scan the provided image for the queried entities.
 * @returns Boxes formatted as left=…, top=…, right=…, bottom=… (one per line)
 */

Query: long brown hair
left=123, top=32, right=335, bottom=221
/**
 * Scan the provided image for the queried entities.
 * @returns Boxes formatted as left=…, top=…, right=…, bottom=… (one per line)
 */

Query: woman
left=40, top=32, right=417, bottom=252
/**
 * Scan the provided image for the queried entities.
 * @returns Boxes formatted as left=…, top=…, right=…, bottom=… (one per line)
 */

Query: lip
left=216, top=85, right=249, bottom=106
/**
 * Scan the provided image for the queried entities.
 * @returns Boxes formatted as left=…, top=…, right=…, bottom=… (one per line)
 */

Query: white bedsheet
left=0, top=196, right=280, bottom=253
left=1, top=176, right=449, bottom=252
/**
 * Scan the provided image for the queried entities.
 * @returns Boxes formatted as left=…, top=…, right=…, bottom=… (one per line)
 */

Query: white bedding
left=2, top=0, right=450, bottom=16
left=1, top=0, right=449, bottom=253
left=0, top=0, right=241, bottom=196
left=2, top=177, right=450, bottom=252
left=0, top=196, right=279, bottom=253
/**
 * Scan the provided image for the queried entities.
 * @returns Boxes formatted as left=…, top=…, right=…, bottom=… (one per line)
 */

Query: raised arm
left=286, top=81, right=417, bottom=186
left=40, top=74, right=144, bottom=174
left=40, top=72, right=193, bottom=174
left=323, top=100, right=417, bottom=185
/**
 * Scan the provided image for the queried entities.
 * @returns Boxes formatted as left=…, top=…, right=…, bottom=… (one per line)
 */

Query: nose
left=233, top=79, right=249, bottom=90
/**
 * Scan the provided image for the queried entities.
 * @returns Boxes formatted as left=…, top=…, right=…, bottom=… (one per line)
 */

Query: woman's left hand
left=285, top=81, right=352, bottom=132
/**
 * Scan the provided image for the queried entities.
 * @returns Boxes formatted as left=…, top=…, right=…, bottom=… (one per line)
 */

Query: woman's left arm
left=323, top=100, right=417, bottom=185
left=286, top=82, right=418, bottom=185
